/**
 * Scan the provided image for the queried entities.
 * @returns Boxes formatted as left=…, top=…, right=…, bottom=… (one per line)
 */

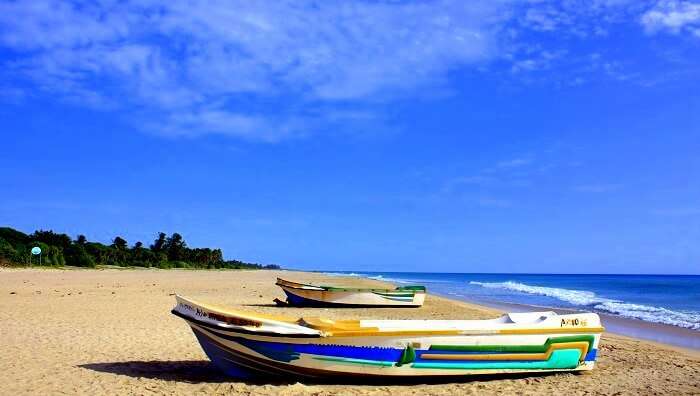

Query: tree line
left=0, top=226, right=280, bottom=270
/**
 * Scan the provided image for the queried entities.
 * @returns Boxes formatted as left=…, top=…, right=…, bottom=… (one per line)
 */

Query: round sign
left=31, top=246, right=41, bottom=255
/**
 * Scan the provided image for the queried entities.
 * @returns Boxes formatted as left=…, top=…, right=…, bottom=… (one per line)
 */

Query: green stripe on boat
left=372, top=292, right=415, bottom=297
left=397, top=286, right=426, bottom=291
left=320, top=287, right=422, bottom=293
left=429, top=335, right=595, bottom=353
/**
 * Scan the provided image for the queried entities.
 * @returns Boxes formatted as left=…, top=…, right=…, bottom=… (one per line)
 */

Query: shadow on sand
left=79, top=360, right=571, bottom=385
left=79, top=360, right=232, bottom=384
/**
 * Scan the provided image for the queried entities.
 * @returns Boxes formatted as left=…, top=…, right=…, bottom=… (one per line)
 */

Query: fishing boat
left=172, top=295, right=603, bottom=379
left=274, top=278, right=427, bottom=307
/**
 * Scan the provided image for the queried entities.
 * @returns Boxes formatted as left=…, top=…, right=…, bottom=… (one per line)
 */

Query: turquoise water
left=323, top=272, right=700, bottom=332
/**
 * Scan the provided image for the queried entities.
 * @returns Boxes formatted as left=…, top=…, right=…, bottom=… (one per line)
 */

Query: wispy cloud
left=476, top=196, right=513, bottom=208
left=441, top=175, right=497, bottom=193
left=0, top=0, right=511, bottom=141
left=495, top=157, right=534, bottom=169
left=641, top=0, right=700, bottom=36
left=0, top=0, right=693, bottom=141
left=443, top=155, right=536, bottom=191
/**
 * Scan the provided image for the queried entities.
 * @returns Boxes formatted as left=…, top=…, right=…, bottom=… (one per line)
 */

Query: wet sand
left=1, top=268, right=698, bottom=395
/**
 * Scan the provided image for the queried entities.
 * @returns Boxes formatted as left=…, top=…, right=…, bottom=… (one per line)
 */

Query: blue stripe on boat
left=284, top=290, right=327, bottom=307
left=283, top=289, right=417, bottom=307
left=235, top=336, right=404, bottom=362
left=584, top=349, right=597, bottom=361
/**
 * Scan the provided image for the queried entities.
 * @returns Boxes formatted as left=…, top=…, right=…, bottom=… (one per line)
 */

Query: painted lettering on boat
left=560, top=318, right=588, bottom=327
left=176, top=304, right=209, bottom=318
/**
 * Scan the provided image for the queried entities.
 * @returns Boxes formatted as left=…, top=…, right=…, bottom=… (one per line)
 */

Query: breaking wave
left=469, top=281, right=700, bottom=331
left=322, top=272, right=363, bottom=277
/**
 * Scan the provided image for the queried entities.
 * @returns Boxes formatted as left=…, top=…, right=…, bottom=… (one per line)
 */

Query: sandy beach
left=1, top=268, right=698, bottom=395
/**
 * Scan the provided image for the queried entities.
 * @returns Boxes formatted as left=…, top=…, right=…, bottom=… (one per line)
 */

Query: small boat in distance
left=274, top=277, right=427, bottom=307
left=172, top=295, right=603, bottom=380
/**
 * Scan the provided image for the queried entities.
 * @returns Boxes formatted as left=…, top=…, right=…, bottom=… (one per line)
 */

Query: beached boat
left=172, top=295, right=603, bottom=379
left=274, top=278, right=427, bottom=307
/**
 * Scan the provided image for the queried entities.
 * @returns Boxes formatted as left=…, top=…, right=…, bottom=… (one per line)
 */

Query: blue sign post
left=31, top=246, right=41, bottom=266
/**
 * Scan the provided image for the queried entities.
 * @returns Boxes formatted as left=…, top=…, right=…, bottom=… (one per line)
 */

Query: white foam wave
left=469, top=281, right=700, bottom=331
left=366, top=275, right=411, bottom=284
left=322, top=272, right=410, bottom=284
left=594, top=301, right=700, bottom=331
left=469, top=281, right=607, bottom=306
left=322, top=272, right=363, bottom=277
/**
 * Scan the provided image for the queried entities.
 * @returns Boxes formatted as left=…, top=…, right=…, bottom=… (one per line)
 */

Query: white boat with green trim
left=275, top=278, right=426, bottom=307
left=172, top=295, right=604, bottom=380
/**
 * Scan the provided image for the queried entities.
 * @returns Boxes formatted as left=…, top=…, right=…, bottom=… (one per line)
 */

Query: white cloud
left=441, top=154, right=539, bottom=195
left=0, top=0, right=693, bottom=141
left=523, top=7, right=571, bottom=32
left=496, top=157, right=534, bottom=169
left=0, top=0, right=515, bottom=140
left=477, top=197, right=513, bottom=208
left=152, top=110, right=292, bottom=141
left=641, top=0, right=700, bottom=35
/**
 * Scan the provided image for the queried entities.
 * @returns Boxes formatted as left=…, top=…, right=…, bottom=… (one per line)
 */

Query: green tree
left=151, top=232, right=167, bottom=252
left=64, top=244, right=95, bottom=268
left=112, top=236, right=128, bottom=250
left=165, top=233, right=187, bottom=262
left=0, top=227, right=29, bottom=245
left=0, top=226, right=280, bottom=270
left=0, top=237, right=19, bottom=265
left=31, top=230, right=71, bottom=249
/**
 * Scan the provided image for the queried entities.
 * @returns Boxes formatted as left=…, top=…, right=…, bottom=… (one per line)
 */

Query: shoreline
left=2, top=268, right=698, bottom=395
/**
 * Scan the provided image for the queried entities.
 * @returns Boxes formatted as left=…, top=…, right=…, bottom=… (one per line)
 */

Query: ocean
left=322, top=272, right=700, bottom=348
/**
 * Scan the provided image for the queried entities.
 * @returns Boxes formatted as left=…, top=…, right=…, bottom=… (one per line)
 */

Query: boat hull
left=172, top=296, right=602, bottom=380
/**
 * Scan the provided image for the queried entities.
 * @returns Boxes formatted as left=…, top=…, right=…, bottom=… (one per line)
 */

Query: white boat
left=172, top=295, right=603, bottom=379
left=275, top=278, right=426, bottom=307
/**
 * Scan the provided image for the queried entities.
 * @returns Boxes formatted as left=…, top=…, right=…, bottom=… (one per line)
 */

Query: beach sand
left=1, top=268, right=698, bottom=395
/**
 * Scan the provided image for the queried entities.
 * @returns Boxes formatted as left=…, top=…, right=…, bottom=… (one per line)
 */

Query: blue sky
left=1, top=0, right=699, bottom=274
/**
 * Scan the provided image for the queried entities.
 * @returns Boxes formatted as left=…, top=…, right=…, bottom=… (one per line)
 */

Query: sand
left=1, top=268, right=698, bottom=395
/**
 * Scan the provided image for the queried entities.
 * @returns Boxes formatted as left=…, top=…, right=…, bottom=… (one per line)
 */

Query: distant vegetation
left=0, top=226, right=280, bottom=270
